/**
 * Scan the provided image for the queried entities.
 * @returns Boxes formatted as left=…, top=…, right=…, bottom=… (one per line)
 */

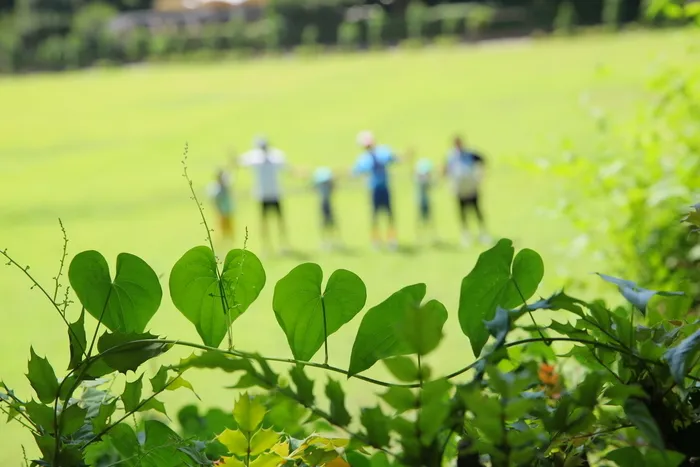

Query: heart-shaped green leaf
left=348, top=284, right=426, bottom=377
left=273, top=263, right=366, bottom=361
left=458, top=239, right=544, bottom=357
left=96, top=331, right=171, bottom=374
left=169, top=246, right=266, bottom=347
left=69, top=251, right=162, bottom=334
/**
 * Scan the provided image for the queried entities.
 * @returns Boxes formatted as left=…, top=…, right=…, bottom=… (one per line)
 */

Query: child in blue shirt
left=312, top=167, right=338, bottom=250
left=207, top=168, right=234, bottom=241
left=352, top=131, right=399, bottom=250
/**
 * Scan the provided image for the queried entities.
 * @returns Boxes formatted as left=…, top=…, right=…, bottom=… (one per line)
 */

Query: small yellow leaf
left=327, top=458, right=351, bottom=467
left=271, top=442, right=289, bottom=458
left=250, top=452, right=282, bottom=467
left=251, top=429, right=281, bottom=456
left=219, top=456, right=246, bottom=467
left=217, top=429, right=248, bottom=456
left=234, top=393, right=267, bottom=433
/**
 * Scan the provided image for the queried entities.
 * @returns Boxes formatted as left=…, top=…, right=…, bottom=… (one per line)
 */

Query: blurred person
left=239, top=136, right=289, bottom=253
left=312, top=167, right=340, bottom=251
left=444, top=135, right=490, bottom=246
left=414, top=158, right=437, bottom=244
left=352, top=131, right=400, bottom=250
left=207, top=167, right=234, bottom=241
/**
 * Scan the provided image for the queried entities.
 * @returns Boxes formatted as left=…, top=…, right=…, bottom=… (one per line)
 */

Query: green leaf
left=250, top=428, right=280, bottom=456
left=348, top=284, right=426, bottom=377
left=150, top=366, right=169, bottom=393
left=273, top=264, right=366, bottom=361
left=485, top=307, right=511, bottom=349
left=96, top=331, right=171, bottom=374
left=165, top=375, right=198, bottom=397
left=61, top=403, right=88, bottom=435
left=138, top=397, right=167, bottom=416
left=597, top=273, right=683, bottom=315
left=176, top=351, right=254, bottom=374
left=26, top=347, right=59, bottom=404
left=397, top=299, right=448, bottom=356
left=420, top=396, right=450, bottom=444
left=107, top=423, right=141, bottom=459
left=218, top=429, right=248, bottom=456
left=169, top=246, right=266, bottom=348
left=624, top=398, right=664, bottom=449
left=383, top=356, right=422, bottom=382
left=575, top=372, right=604, bottom=409
left=459, top=239, right=544, bottom=357
left=326, top=379, right=351, bottom=427
left=603, top=384, right=647, bottom=404
left=92, top=399, right=117, bottom=433
left=289, top=365, right=315, bottom=407
left=360, top=406, right=391, bottom=448
left=25, top=400, right=55, bottom=430
left=234, top=393, right=266, bottom=434
left=69, top=251, right=162, bottom=333
left=68, top=310, right=87, bottom=370
left=251, top=453, right=282, bottom=467
left=121, top=375, right=143, bottom=413
left=380, top=387, right=416, bottom=413
left=665, top=329, right=700, bottom=385
left=605, top=447, right=645, bottom=467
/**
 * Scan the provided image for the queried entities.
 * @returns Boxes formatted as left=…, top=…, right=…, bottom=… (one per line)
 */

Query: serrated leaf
left=624, top=398, right=664, bottom=449
left=234, top=393, right=266, bottom=434
left=575, top=372, right=604, bottom=409
left=597, top=273, right=683, bottom=315
left=69, top=251, right=162, bottom=333
left=121, top=376, right=143, bottom=413
left=165, top=375, right=198, bottom=397
left=348, top=284, right=425, bottom=377
left=218, top=429, right=249, bottom=456
left=92, top=399, right=117, bottom=433
left=25, top=400, right=55, bottom=430
left=150, top=366, right=169, bottom=393
left=251, top=452, right=282, bottom=467
left=665, top=329, right=700, bottom=385
left=396, top=299, right=447, bottom=356
left=605, top=446, right=645, bottom=467
left=27, top=347, right=59, bottom=404
left=176, top=351, right=254, bottom=374
left=138, top=397, right=167, bottom=416
left=383, top=356, right=421, bottom=382
left=107, top=423, right=140, bottom=459
left=289, top=365, right=314, bottom=407
left=250, top=428, right=280, bottom=456
left=169, top=247, right=266, bottom=348
left=380, top=387, right=415, bottom=416
left=485, top=306, right=510, bottom=349
left=61, top=403, right=88, bottom=435
left=273, top=264, right=366, bottom=361
left=360, top=406, right=390, bottom=448
left=220, top=456, right=246, bottom=467
left=326, top=379, right=351, bottom=427
left=96, top=331, right=171, bottom=374
left=459, top=240, right=544, bottom=357
left=68, top=310, right=86, bottom=370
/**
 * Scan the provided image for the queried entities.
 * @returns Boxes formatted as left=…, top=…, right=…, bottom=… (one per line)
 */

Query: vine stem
left=321, top=296, right=329, bottom=366
left=52, top=218, right=69, bottom=305
left=182, top=147, right=234, bottom=351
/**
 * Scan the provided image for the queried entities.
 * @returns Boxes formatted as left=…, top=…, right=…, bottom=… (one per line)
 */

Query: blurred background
left=1, top=0, right=699, bottom=464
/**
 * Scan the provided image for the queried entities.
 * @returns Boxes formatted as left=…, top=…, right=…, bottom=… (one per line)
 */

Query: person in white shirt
left=239, top=136, right=288, bottom=251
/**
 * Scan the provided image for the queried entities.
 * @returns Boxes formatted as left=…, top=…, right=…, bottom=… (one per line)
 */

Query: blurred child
left=415, top=158, right=436, bottom=244
left=352, top=130, right=400, bottom=250
left=207, top=168, right=234, bottom=241
left=313, top=167, right=339, bottom=250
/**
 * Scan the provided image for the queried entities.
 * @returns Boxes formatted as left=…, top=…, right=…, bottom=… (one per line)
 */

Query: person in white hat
left=239, top=136, right=289, bottom=252
left=352, top=131, right=400, bottom=250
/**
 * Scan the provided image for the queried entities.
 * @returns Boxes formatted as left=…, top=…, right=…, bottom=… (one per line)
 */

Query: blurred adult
left=444, top=135, right=490, bottom=246
left=239, top=136, right=288, bottom=252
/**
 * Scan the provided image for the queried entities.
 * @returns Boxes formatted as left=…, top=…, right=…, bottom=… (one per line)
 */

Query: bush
left=366, top=6, right=385, bottom=50
left=406, top=0, right=426, bottom=44
left=465, top=4, right=496, bottom=41
left=297, top=23, right=321, bottom=56
left=554, top=0, right=578, bottom=35
left=337, top=20, right=360, bottom=51
left=603, top=0, right=623, bottom=29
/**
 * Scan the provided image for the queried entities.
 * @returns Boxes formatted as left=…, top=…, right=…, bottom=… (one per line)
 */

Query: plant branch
left=0, top=404, right=39, bottom=435
left=182, top=145, right=234, bottom=350
left=52, top=218, right=69, bottom=304
left=513, top=281, right=548, bottom=343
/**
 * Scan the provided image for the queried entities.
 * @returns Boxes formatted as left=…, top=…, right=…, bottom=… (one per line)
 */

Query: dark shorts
left=458, top=195, right=479, bottom=210
left=321, top=199, right=334, bottom=227
left=261, top=199, right=282, bottom=217
left=419, top=199, right=431, bottom=221
left=371, top=185, right=392, bottom=216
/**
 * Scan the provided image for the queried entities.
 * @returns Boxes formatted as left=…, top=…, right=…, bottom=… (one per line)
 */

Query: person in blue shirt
left=312, top=167, right=338, bottom=251
left=353, top=131, right=399, bottom=249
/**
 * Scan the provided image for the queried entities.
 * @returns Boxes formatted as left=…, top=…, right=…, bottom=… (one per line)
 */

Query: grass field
left=0, top=29, right=697, bottom=464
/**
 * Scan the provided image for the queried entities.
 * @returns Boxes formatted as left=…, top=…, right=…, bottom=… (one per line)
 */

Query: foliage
left=540, top=0, right=700, bottom=319
left=2, top=172, right=700, bottom=466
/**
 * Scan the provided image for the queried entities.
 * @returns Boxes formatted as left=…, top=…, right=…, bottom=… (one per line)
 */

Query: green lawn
left=0, top=29, right=696, bottom=464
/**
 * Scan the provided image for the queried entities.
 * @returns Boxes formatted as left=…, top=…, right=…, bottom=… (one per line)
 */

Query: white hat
left=356, top=130, right=375, bottom=148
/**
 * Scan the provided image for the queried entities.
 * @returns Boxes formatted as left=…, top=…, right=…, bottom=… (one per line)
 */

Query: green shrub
left=367, top=6, right=385, bottom=50
left=553, top=0, right=578, bottom=35
left=298, top=23, right=320, bottom=56
left=465, top=4, right=496, bottom=41
left=603, top=0, right=623, bottom=29
left=406, top=0, right=426, bottom=44
left=123, top=27, right=149, bottom=62
left=337, top=20, right=359, bottom=51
